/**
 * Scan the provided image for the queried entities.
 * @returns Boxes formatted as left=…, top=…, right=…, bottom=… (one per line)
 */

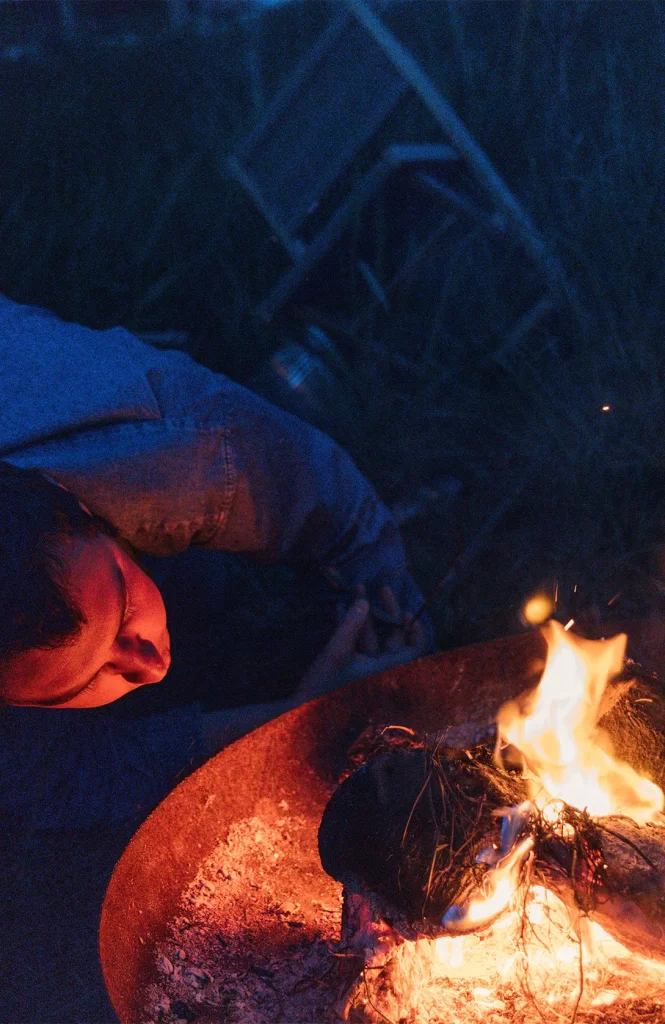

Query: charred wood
left=320, top=676, right=665, bottom=948
left=538, top=812, right=665, bottom=961
left=319, top=674, right=665, bottom=1022
left=318, top=746, right=526, bottom=939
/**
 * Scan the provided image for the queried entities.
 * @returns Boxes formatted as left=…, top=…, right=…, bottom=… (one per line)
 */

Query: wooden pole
left=60, top=0, right=77, bottom=38
left=344, top=0, right=588, bottom=327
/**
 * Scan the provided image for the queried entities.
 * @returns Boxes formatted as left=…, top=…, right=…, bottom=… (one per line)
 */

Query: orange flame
left=432, top=882, right=665, bottom=1011
left=441, top=622, right=664, bottom=938
left=497, top=620, right=664, bottom=825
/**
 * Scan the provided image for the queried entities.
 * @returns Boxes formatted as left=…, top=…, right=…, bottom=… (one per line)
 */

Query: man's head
left=0, top=462, right=170, bottom=708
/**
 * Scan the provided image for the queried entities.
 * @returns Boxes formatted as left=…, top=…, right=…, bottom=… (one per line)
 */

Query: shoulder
left=0, top=294, right=164, bottom=452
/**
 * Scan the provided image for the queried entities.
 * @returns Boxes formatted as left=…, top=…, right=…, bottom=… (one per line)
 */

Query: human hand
left=293, top=586, right=429, bottom=704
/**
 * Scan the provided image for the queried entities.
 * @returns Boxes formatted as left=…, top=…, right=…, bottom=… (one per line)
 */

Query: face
left=2, top=534, right=171, bottom=708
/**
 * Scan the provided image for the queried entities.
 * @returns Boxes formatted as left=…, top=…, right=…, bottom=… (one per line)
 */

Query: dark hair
left=0, top=461, right=117, bottom=666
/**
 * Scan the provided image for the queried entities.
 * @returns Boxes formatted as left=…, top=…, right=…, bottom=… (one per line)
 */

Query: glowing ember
left=345, top=882, right=665, bottom=1022
left=432, top=885, right=665, bottom=1017
left=497, top=620, right=664, bottom=824
left=522, top=593, right=554, bottom=625
left=326, top=621, right=665, bottom=1021
left=442, top=835, right=534, bottom=933
left=151, top=618, right=665, bottom=1023
left=464, top=839, right=530, bottom=925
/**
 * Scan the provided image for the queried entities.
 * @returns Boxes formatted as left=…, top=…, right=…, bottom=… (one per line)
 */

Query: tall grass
left=0, top=0, right=664, bottom=652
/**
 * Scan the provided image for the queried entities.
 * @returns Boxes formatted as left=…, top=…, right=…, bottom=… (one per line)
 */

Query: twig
left=570, top=918, right=585, bottom=1024
left=401, top=768, right=433, bottom=846
left=362, top=969, right=397, bottom=1024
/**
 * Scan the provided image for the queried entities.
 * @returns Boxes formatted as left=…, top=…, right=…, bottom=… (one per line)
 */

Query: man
left=0, top=291, right=432, bottom=830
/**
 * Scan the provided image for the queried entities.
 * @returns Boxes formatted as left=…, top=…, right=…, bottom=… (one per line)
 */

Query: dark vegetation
left=2, top=0, right=665, bottom=653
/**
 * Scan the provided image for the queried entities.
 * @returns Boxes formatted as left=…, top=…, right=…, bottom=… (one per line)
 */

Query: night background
left=4, top=0, right=665, bottom=653
left=2, top=0, right=665, bottom=1019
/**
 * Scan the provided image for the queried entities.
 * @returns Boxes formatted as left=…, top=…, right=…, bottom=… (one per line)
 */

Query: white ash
left=143, top=813, right=344, bottom=1024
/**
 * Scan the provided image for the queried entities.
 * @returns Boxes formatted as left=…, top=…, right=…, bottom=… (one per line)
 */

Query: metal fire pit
left=100, top=632, right=545, bottom=1024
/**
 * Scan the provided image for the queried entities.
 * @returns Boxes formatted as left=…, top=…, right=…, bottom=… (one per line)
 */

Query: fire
left=522, top=593, right=554, bottom=625
left=464, top=837, right=532, bottom=925
left=430, top=884, right=665, bottom=1016
left=438, top=799, right=536, bottom=935
left=339, top=622, right=665, bottom=1021
left=438, top=620, right=664, bottom=945
left=497, top=620, right=664, bottom=824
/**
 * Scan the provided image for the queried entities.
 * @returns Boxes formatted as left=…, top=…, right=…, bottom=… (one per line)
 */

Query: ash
left=143, top=811, right=344, bottom=1024
left=337, top=898, right=665, bottom=1024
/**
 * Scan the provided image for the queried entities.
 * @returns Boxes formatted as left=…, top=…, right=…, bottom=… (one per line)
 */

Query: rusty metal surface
left=100, top=631, right=545, bottom=1024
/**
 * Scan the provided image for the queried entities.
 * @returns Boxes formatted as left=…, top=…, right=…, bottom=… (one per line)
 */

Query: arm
left=0, top=703, right=208, bottom=829
left=200, top=595, right=429, bottom=754
left=216, top=371, right=427, bottom=620
left=6, top=331, right=430, bottom=627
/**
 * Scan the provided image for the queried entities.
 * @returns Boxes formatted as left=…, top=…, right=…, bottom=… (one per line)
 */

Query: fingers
left=297, top=581, right=433, bottom=703
left=379, top=585, right=401, bottom=622
left=379, top=585, right=406, bottom=652
left=337, top=584, right=430, bottom=659
left=296, top=597, right=370, bottom=702
left=384, top=628, right=406, bottom=652
left=355, top=584, right=379, bottom=656
left=406, top=613, right=428, bottom=653
left=324, top=597, right=370, bottom=669
left=340, top=644, right=425, bottom=685
left=379, top=585, right=430, bottom=653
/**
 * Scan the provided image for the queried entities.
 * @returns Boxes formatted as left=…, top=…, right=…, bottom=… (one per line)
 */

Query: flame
left=442, top=836, right=533, bottom=933
left=431, top=884, right=665, bottom=1014
left=497, top=620, right=664, bottom=824
left=522, top=594, right=554, bottom=625
left=434, top=935, right=464, bottom=968
left=466, top=836, right=533, bottom=925
left=367, top=621, right=665, bottom=1017
left=440, top=622, right=663, bottom=938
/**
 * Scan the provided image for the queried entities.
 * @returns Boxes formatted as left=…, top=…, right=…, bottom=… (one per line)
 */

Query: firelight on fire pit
left=100, top=628, right=665, bottom=1024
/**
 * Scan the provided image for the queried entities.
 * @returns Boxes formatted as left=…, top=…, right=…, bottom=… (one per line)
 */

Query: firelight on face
left=1, top=534, right=171, bottom=708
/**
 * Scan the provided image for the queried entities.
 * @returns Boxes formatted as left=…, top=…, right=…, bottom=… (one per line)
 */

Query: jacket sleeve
left=0, top=703, right=208, bottom=830
left=6, top=333, right=428, bottom=619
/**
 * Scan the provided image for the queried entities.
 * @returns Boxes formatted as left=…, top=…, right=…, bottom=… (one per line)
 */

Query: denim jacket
left=0, top=293, right=422, bottom=607
left=0, top=294, right=429, bottom=828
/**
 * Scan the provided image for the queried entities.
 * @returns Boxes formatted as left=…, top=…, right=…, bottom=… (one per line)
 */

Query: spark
left=522, top=594, right=554, bottom=625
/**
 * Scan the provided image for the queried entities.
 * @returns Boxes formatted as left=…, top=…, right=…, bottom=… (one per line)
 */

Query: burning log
left=320, top=749, right=665, bottom=953
left=320, top=722, right=665, bottom=958
left=320, top=745, right=665, bottom=1021
left=319, top=744, right=527, bottom=939
left=537, top=810, right=665, bottom=962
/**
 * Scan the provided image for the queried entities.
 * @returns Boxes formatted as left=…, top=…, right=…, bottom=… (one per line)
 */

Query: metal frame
left=227, top=0, right=578, bottom=340
left=255, top=142, right=459, bottom=323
